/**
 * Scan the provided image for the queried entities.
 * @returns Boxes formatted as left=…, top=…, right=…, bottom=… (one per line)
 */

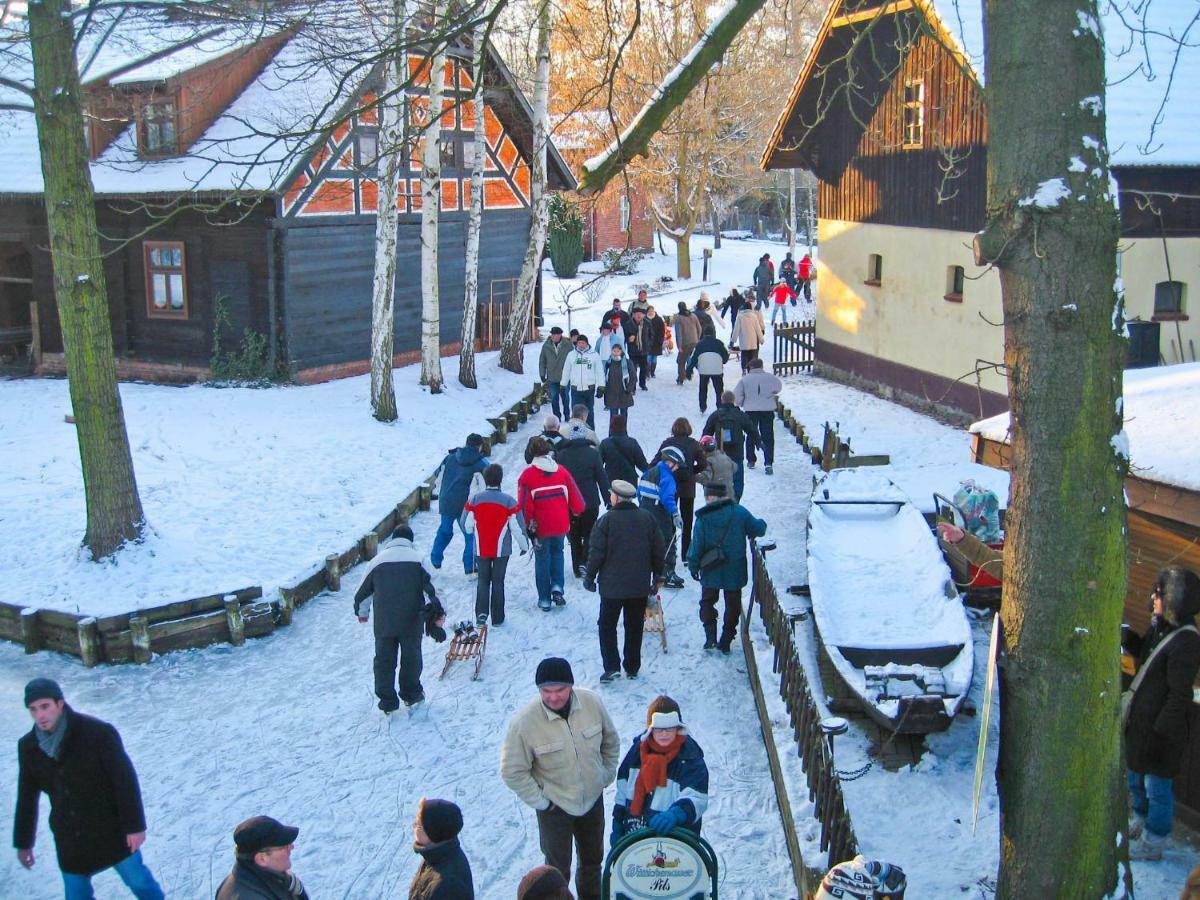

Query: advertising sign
left=603, top=830, right=718, bottom=900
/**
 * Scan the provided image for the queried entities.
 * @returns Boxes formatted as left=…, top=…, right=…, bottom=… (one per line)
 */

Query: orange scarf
left=630, top=734, right=686, bottom=817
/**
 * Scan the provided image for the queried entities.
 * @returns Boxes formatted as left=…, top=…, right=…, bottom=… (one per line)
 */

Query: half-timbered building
left=761, top=0, right=1200, bottom=418
left=0, top=9, right=574, bottom=382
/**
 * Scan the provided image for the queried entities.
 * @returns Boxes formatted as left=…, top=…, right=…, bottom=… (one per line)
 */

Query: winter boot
left=1129, top=831, right=1165, bottom=861
left=703, top=622, right=718, bottom=650
left=600, top=669, right=622, bottom=683
left=476, top=613, right=488, bottom=626
left=717, top=631, right=735, bottom=654
left=538, top=596, right=553, bottom=612
left=765, top=464, right=773, bottom=475
left=1128, top=814, right=1145, bottom=842
left=551, top=589, right=566, bottom=607
left=663, top=572, right=685, bottom=589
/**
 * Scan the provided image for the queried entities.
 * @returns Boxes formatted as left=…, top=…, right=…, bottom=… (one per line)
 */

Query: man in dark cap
left=215, top=815, right=308, bottom=899
left=501, top=658, right=620, bottom=900
left=355, top=523, right=446, bottom=713
left=14, top=678, right=164, bottom=899
left=539, top=326, right=573, bottom=419
left=408, top=797, right=474, bottom=899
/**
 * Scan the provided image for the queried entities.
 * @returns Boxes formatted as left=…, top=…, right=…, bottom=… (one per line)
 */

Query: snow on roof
left=108, top=28, right=274, bottom=85
left=970, top=362, right=1200, bottom=493
left=928, top=0, right=1200, bottom=166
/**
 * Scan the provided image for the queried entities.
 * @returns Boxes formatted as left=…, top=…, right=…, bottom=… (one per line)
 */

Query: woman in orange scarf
left=610, top=696, right=710, bottom=847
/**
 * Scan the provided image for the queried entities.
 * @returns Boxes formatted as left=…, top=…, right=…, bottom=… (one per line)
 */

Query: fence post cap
left=819, top=716, right=849, bottom=736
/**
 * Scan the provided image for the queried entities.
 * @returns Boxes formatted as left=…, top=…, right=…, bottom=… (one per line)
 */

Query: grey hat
left=611, top=480, right=636, bottom=499
left=24, top=678, right=63, bottom=707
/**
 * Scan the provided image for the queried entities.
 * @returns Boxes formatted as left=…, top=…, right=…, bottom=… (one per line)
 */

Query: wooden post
left=517, top=399, right=529, bottom=423
left=129, top=616, right=152, bottom=664
left=278, top=588, right=295, bottom=626
left=363, top=531, right=379, bottom=560
left=324, top=553, right=341, bottom=592
left=224, top=595, right=246, bottom=646
left=20, top=607, right=40, bottom=653
left=505, top=409, right=519, bottom=432
left=77, top=617, right=101, bottom=667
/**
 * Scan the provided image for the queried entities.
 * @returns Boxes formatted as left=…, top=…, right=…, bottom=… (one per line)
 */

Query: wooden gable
left=282, top=55, right=536, bottom=219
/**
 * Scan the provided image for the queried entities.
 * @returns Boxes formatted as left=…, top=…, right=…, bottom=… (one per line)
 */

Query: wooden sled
left=440, top=624, right=488, bottom=680
left=645, top=594, right=667, bottom=653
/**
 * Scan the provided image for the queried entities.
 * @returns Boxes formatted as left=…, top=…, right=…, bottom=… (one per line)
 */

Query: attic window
left=141, top=100, right=177, bottom=156
left=902, top=80, right=924, bottom=148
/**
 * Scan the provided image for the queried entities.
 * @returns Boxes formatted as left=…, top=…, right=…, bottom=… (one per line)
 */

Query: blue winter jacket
left=612, top=734, right=708, bottom=837
left=637, top=461, right=678, bottom=515
left=437, top=446, right=488, bottom=516
left=687, top=498, right=767, bottom=590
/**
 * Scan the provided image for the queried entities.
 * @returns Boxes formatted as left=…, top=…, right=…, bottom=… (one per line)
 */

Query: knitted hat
left=517, top=864, right=574, bottom=900
left=419, top=798, right=463, bottom=843
left=611, top=480, right=636, bottom=500
left=535, top=657, right=574, bottom=687
left=392, top=523, right=414, bottom=542
left=24, top=678, right=63, bottom=707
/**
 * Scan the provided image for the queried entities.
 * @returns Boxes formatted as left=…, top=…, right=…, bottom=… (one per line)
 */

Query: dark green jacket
left=687, top=498, right=766, bottom=590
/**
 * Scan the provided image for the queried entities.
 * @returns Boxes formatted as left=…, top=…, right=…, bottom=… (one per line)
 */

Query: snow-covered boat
left=807, top=468, right=974, bottom=734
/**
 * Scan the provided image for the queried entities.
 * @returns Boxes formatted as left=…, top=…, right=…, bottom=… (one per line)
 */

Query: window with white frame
left=140, top=100, right=177, bottom=156
left=143, top=241, right=188, bottom=318
left=902, top=80, right=924, bottom=148
left=619, top=194, right=631, bottom=232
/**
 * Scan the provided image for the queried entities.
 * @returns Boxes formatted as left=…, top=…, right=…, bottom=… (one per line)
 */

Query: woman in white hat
left=609, top=695, right=709, bottom=846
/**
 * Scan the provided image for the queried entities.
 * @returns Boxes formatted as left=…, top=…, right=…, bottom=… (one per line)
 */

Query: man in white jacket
left=735, top=358, right=784, bottom=474
left=560, top=334, right=600, bottom=429
left=501, top=658, right=620, bottom=900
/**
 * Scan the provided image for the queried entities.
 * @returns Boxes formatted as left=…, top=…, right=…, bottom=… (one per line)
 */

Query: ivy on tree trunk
left=978, top=0, right=1130, bottom=894
left=28, top=0, right=145, bottom=559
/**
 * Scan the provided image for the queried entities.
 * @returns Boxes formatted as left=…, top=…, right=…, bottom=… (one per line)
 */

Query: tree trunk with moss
left=977, top=1, right=1130, bottom=895
left=28, top=0, right=145, bottom=559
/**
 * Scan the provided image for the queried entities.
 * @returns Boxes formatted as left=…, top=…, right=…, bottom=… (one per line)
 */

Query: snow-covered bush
left=600, top=245, right=648, bottom=275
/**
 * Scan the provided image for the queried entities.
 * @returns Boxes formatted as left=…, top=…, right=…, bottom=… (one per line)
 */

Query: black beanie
left=420, top=798, right=463, bottom=843
left=24, top=678, right=63, bottom=707
left=392, top=524, right=414, bottom=542
left=518, top=864, right=573, bottom=899
left=535, top=657, right=574, bottom=687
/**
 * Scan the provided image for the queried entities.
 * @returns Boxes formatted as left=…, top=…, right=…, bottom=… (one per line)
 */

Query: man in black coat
left=702, top=392, right=761, bottom=501
left=584, top=480, right=666, bottom=681
left=556, top=432, right=611, bottom=578
left=355, top=524, right=447, bottom=713
left=14, top=678, right=164, bottom=898
left=409, top=798, right=474, bottom=899
left=216, top=815, right=310, bottom=899
left=1124, top=566, right=1200, bottom=860
left=626, top=309, right=652, bottom=390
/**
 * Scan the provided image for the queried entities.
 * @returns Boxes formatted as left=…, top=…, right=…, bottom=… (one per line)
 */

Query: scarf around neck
left=630, top=734, right=686, bottom=817
left=35, top=707, right=69, bottom=761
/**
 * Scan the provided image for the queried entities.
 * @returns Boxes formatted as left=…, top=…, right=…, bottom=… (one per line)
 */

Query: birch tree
left=368, top=0, right=409, bottom=421
left=26, top=0, right=145, bottom=558
left=418, top=0, right=449, bottom=391
left=788, top=168, right=797, bottom=256
left=498, top=0, right=550, bottom=373
left=459, top=13, right=487, bottom=388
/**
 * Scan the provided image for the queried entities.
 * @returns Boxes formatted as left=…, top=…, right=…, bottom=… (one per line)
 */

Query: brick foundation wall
left=36, top=354, right=210, bottom=384
left=293, top=341, right=465, bottom=385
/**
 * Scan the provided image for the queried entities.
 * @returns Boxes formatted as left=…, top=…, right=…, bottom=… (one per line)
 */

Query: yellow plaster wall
left=1119, top=236, right=1200, bottom=364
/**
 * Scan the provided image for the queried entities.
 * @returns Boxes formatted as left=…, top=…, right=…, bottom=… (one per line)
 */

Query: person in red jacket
left=798, top=254, right=815, bottom=302
left=519, top=436, right=586, bottom=612
left=769, top=280, right=797, bottom=327
left=462, top=463, right=529, bottom=626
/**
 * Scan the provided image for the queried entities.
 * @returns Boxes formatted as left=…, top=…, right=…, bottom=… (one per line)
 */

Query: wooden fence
left=776, top=402, right=890, bottom=472
left=772, top=321, right=816, bottom=376
left=2, top=383, right=546, bottom=666
left=750, top=541, right=859, bottom=874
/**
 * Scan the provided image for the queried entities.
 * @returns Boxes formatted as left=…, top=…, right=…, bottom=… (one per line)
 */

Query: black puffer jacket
left=555, top=437, right=610, bottom=511
left=1125, top=568, right=1200, bottom=778
left=702, top=404, right=759, bottom=460
left=585, top=501, right=666, bottom=598
left=408, top=838, right=475, bottom=899
left=600, top=435, right=649, bottom=485
left=14, top=709, right=147, bottom=876
left=216, top=859, right=310, bottom=899
left=353, top=539, right=439, bottom=638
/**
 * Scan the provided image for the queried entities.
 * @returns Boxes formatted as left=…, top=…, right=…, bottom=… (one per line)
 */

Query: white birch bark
left=458, top=16, right=486, bottom=388
left=499, top=0, right=551, bottom=373
left=788, top=168, right=797, bottom=256
left=419, top=0, right=448, bottom=392
left=369, top=0, right=408, bottom=421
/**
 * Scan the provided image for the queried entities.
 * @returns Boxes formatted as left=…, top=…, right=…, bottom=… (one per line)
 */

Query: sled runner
left=644, top=592, right=667, bottom=653
left=440, top=622, right=488, bottom=681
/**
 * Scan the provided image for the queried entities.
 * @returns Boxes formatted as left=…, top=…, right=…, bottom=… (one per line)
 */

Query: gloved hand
left=596, top=387, right=604, bottom=398
left=672, top=513, right=683, bottom=530
left=584, top=578, right=597, bottom=593
left=649, top=806, right=687, bottom=836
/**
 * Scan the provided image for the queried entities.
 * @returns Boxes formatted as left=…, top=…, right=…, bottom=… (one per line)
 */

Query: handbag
left=1121, top=623, right=1199, bottom=727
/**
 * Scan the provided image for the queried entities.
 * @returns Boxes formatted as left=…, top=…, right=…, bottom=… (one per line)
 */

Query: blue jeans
left=570, top=389, right=596, bottom=429
left=1128, top=769, right=1174, bottom=837
left=546, top=382, right=567, bottom=419
left=431, top=514, right=475, bottom=572
left=63, top=851, right=164, bottom=900
left=770, top=303, right=789, bottom=325
left=733, top=457, right=745, bottom=501
left=534, top=535, right=565, bottom=603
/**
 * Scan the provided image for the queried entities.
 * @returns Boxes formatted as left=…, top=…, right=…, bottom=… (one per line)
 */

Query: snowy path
left=0, top=343, right=799, bottom=898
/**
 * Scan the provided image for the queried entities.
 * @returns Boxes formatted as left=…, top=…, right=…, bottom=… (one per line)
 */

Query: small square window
left=143, top=241, right=188, bottom=319
left=1153, top=280, right=1185, bottom=317
left=946, top=265, right=965, bottom=302
left=866, top=254, right=883, bottom=285
left=903, top=80, right=924, bottom=148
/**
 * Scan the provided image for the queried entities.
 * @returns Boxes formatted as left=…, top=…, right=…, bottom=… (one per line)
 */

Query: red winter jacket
left=462, top=488, right=528, bottom=559
left=770, top=283, right=797, bottom=305
left=798, top=256, right=814, bottom=280
left=518, top=457, right=585, bottom=539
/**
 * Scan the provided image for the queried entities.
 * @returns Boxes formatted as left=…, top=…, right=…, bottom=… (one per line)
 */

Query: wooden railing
left=750, top=543, right=859, bottom=874
left=1, top=383, right=546, bottom=665
left=772, top=321, right=816, bottom=375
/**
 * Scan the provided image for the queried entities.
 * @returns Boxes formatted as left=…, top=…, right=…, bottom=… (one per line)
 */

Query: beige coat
left=731, top=309, right=765, bottom=352
left=500, top=688, right=621, bottom=817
